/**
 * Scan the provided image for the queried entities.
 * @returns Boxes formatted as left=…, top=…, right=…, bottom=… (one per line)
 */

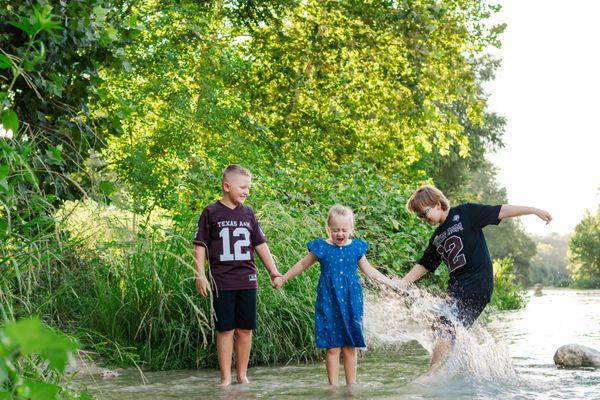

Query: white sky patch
left=484, top=0, right=600, bottom=235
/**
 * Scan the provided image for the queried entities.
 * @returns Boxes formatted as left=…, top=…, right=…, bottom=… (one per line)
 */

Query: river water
left=82, top=288, right=600, bottom=399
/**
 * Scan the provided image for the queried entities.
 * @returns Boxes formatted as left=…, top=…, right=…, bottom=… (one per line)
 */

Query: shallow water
left=82, top=288, right=600, bottom=399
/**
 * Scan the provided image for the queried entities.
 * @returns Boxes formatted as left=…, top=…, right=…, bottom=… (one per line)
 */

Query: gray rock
left=554, top=344, right=600, bottom=368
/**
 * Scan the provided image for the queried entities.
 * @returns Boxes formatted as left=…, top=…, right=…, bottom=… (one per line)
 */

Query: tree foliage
left=93, top=0, right=505, bottom=213
left=490, top=257, right=526, bottom=310
left=0, top=1, right=136, bottom=200
left=568, top=206, right=600, bottom=288
left=530, top=233, right=570, bottom=286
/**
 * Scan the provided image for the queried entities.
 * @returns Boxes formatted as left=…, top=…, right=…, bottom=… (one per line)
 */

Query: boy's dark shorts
left=432, top=296, right=489, bottom=342
left=212, top=289, right=257, bottom=332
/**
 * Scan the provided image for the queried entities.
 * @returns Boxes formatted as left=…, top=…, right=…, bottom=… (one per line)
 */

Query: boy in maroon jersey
left=194, top=165, right=281, bottom=387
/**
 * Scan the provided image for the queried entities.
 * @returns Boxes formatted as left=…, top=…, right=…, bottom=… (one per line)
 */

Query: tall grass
left=52, top=200, right=324, bottom=369
left=3, top=163, right=528, bottom=370
left=44, top=176, right=437, bottom=369
left=4, top=171, right=441, bottom=369
left=0, top=136, right=98, bottom=396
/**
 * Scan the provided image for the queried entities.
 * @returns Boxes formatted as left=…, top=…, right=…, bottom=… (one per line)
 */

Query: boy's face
left=223, top=174, right=251, bottom=205
left=326, top=215, right=353, bottom=246
left=417, top=202, right=444, bottom=226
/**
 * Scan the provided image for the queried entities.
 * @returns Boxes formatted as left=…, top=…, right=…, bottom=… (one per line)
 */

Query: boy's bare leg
left=326, top=347, right=341, bottom=385
left=341, top=347, right=357, bottom=385
left=429, top=338, right=452, bottom=370
left=234, top=328, right=252, bottom=384
left=216, top=330, right=234, bottom=387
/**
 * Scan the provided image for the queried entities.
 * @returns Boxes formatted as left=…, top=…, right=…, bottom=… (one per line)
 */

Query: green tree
left=530, top=233, right=571, bottom=286
left=0, top=1, right=133, bottom=201
left=94, top=0, right=505, bottom=214
left=568, top=206, right=600, bottom=288
left=1, top=1, right=136, bottom=322
left=427, top=107, right=505, bottom=200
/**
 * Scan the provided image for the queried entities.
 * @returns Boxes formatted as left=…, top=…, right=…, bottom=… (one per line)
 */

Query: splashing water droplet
left=364, top=286, right=517, bottom=386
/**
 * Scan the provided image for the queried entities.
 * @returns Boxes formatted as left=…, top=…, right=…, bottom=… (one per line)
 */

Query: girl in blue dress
left=274, top=205, right=397, bottom=385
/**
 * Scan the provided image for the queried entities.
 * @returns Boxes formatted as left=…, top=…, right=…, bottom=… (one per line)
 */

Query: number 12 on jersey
left=436, top=235, right=466, bottom=272
left=219, top=227, right=251, bottom=261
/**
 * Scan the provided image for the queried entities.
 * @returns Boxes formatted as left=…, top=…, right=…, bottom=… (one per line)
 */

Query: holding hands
left=272, top=276, right=285, bottom=290
left=390, top=276, right=408, bottom=292
left=270, top=272, right=283, bottom=289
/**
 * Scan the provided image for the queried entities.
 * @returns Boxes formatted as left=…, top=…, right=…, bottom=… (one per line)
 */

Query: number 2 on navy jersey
left=219, top=227, right=251, bottom=261
left=436, top=235, right=466, bottom=272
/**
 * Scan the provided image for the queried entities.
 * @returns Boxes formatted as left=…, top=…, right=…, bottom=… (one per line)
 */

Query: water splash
left=364, top=286, right=517, bottom=385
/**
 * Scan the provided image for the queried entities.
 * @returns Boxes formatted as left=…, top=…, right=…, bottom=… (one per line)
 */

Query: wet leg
left=216, top=330, right=234, bottom=387
left=326, top=347, right=341, bottom=385
left=234, top=328, right=252, bottom=384
left=341, top=347, right=357, bottom=385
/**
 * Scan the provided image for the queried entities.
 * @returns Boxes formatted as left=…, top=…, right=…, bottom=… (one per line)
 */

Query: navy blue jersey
left=418, top=203, right=501, bottom=301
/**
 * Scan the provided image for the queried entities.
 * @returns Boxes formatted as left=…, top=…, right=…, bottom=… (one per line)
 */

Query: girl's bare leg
left=341, top=347, right=357, bottom=385
left=326, top=347, right=341, bottom=385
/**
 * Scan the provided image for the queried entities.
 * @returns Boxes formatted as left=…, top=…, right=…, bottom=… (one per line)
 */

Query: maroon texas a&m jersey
left=193, top=201, right=267, bottom=290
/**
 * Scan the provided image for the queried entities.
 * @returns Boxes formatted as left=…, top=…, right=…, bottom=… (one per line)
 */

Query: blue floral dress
left=307, top=238, right=369, bottom=349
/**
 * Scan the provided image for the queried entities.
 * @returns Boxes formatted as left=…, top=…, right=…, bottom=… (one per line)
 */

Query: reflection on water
left=81, top=289, right=600, bottom=400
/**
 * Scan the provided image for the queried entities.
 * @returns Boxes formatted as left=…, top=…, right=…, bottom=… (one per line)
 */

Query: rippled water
left=82, top=288, right=600, bottom=399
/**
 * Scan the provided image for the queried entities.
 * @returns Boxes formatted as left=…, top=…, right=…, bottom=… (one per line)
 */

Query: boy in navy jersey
left=194, top=165, right=281, bottom=387
left=397, top=185, right=551, bottom=371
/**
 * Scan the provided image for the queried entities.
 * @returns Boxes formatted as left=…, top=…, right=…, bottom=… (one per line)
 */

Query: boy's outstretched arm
left=274, top=253, right=318, bottom=289
left=358, top=256, right=395, bottom=287
left=255, top=243, right=282, bottom=286
left=498, top=205, right=552, bottom=224
left=194, top=245, right=210, bottom=297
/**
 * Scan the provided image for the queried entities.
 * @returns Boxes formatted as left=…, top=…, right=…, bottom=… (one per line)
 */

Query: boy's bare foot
left=237, top=376, right=250, bottom=384
left=217, top=379, right=231, bottom=388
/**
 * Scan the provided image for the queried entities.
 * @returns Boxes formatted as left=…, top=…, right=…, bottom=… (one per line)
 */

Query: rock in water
left=554, top=344, right=600, bottom=367
left=101, top=369, right=121, bottom=379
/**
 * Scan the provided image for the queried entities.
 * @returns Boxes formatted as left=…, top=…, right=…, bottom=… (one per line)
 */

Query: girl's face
left=327, top=215, right=353, bottom=246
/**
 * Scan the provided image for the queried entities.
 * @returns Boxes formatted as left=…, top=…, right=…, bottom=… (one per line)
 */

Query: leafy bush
left=0, top=318, right=92, bottom=399
left=490, top=257, right=527, bottom=310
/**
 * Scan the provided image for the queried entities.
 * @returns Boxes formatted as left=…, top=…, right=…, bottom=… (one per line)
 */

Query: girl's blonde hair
left=406, top=185, right=450, bottom=213
left=327, top=204, right=355, bottom=230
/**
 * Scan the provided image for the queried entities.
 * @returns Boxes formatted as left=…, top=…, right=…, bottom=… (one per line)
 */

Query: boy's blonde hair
left=327, top=204, right=355, bottom=230
left=222, top=164, right=252, bottom=184
left=406, top=185, right=450, bottom=213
